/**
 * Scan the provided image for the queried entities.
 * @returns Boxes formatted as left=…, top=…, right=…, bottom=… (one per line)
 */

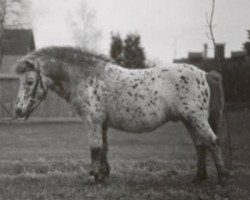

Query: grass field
left=0, top=110, right=250, bottom=200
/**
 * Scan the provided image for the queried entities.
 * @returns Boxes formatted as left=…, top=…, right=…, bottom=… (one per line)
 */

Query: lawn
left=0, top=110, right=249, bottom=200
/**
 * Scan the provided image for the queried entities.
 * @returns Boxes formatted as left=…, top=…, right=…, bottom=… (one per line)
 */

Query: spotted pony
left=14, top=46, right=228, bottom=183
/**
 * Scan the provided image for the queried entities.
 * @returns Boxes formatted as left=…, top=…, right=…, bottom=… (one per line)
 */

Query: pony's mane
left=15, top=46, right=112, bottom=74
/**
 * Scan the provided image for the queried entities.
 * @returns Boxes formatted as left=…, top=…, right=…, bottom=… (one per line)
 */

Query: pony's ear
left=15, top=59, right=35, bottom=74
left=25, top=59, right=44, bottom=72
left=25, top=60, right=34, bottom=69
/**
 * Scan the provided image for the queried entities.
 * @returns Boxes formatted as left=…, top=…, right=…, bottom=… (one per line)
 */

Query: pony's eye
left=26, top=80, right=34, bottom=86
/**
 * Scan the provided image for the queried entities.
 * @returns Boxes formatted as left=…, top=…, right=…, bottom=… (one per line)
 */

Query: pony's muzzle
left=15, top=106, right=23, bottom=116
left=15, top=103, right=27, bottom=118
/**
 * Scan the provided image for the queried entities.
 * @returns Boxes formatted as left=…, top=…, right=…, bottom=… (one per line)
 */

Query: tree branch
left=206, top=0, right=232, bottom=169
left=206, top=0, right=222, bottom=68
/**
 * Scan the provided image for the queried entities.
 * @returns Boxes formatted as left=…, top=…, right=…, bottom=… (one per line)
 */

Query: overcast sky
left=31, top=0, right=250, bottom=63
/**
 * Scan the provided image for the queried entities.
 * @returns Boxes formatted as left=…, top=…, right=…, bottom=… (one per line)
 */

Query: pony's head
left=15, top=59, right=49, bottom=120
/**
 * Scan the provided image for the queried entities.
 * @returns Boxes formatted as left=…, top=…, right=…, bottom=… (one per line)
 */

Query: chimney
left=214, top=43, right=225, bottom=61
left=203, top=43, right=208, bottom=59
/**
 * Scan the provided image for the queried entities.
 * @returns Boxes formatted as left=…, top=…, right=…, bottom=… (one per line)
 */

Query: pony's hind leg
left=184, top=115, right=225, bottom=183
left=184, top=121, right=208, bottom=182
left=87, top=122, right=110, bottom=182
left=194, top=145, right=207, bottom=182
left=206, top=136, right=228, bottom=184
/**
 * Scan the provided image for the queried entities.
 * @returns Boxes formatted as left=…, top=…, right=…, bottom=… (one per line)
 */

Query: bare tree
left=206, top=0, right=232, bottom=170
left=0, top=0, right=30, bottom=67
left=67, top=0, right=101, bottom=52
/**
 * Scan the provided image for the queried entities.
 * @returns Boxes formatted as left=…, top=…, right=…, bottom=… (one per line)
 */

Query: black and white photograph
left=0, top=0, right=249, bottom=199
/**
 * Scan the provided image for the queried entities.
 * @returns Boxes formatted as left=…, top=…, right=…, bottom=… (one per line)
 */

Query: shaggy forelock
left=15, top=59, right=35, bottom=74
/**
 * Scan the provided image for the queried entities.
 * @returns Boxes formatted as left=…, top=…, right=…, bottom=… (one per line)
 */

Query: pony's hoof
left=192, top=174, right=208, bottom=184
left=89, top=171, right=109, bottom=183
left=218, top=170, right=230, bottom=185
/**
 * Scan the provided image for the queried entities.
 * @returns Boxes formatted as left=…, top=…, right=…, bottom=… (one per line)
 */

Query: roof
left=231, top=51, right=247, bottom=58
left=3, top=29, right=35, bottom=55
left=188, top=52, right=203, bottom=59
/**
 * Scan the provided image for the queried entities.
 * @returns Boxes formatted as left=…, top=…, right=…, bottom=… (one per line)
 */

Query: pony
left=14, top=46, right=228, bottom=183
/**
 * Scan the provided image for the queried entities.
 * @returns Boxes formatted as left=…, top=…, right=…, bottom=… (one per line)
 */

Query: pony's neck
left=49, top=80, right=72, bottom=102
left=42, top=60, right=77, bottom=102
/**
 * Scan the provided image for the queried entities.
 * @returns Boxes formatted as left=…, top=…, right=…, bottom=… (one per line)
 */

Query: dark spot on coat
left=134, top=94, right=138, bottom=101
left=150, top=112, right=157, bottom=116
left=196, top=79, right=200, bottom=85
left=132, top=83, right=138, bottom=89
left=138, top=94, right=145, bottom=100
left=186, top=66, right=194, bottom=71
left=149, top=100, right=156, bottom=106
left=162, top=69, right=169, bottom=72
left=204, top=89, right=208, bottom=97
left=202, top=81, right=205, bottom=86
left=154, top=91, right=158, bottom=95
left=126, top=108, right=130, bottom=112
left=128, top=91, right=133, bottom=96
left=151, top=78, right=155, bottom=81
left=90, top=79, right=95, bottom=85
left=180, top=76, right=188, bottom=84
left=175, top=84, right=180, bottom=90
left=203, top=98, right=207, bottom=103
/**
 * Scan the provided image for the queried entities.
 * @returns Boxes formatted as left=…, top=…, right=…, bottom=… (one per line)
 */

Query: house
left=1, top=29, right=35, bottom=73
left=173, top=43, right=226, bottom=72
left=173, top=35, right=250, bottom=103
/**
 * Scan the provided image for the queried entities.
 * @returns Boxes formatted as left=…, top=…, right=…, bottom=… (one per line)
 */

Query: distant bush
left=110, top=32, right=146, bottom=69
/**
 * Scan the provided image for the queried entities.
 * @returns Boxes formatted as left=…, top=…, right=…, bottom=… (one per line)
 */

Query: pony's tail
left=206, top=71, right=224, bottom=135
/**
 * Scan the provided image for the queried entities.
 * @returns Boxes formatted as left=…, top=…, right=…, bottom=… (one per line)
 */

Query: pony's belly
left=107, top=109, right=171, bottom=133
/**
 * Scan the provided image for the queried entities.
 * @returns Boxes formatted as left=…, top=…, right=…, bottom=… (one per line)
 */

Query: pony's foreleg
left=87, top=122, right=110, bottom=182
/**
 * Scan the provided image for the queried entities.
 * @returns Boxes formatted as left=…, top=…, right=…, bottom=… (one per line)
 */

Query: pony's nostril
left=15, top=107, right=22, bottom=115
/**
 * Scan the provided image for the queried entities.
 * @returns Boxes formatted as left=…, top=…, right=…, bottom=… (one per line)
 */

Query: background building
left=1, top=29, right=35, bottom=73
left=174, top=35, right=250, bottom=103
